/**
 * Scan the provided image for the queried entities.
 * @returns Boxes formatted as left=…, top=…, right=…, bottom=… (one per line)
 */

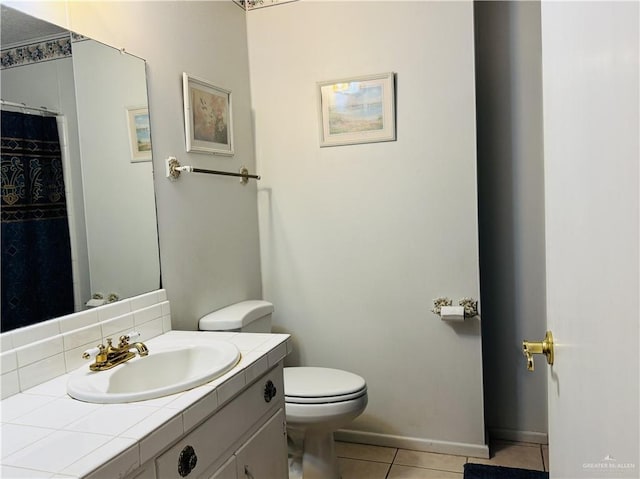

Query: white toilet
left=199, top=300, right=368, bottom=479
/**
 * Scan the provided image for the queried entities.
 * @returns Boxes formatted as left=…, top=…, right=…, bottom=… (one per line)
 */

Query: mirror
left=1, top=5, right=160, bottom=332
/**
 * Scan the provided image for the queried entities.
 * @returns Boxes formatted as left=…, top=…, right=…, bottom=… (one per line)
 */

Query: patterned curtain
left=1, top=110, right=73, bottom=332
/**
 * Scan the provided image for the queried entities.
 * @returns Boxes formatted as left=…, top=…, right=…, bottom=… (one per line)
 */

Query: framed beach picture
left=183, top=73, right=234, bottom=155
left=126, top=107, right=152, bottom=162
left=317, top=72, right=396, bottom=147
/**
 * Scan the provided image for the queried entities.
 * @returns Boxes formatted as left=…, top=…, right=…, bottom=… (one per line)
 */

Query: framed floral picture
left=183, top=73, right=234, bottom=155
left=318, top=72, right=396, bottom=147
left=126, top=106, right=152, bottom=162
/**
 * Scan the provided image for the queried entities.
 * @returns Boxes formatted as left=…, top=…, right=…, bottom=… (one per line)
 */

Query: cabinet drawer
left=156, top=365, right=284, bottom=479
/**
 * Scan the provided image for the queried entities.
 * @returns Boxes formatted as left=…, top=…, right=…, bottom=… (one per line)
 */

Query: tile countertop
left=0, top=331, right=291, bottom=479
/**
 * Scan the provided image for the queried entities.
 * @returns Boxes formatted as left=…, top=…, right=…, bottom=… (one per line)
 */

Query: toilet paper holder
left=432, top=297, right=478, bottom=319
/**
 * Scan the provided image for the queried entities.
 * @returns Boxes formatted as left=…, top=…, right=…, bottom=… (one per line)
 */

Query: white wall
left=6, top=0, right=263, bottom=331
left=474, top=1, right=548, bottom=442
left=72, top=38, right=159, bottom=301
left=248, top=1, right=486, bottom=455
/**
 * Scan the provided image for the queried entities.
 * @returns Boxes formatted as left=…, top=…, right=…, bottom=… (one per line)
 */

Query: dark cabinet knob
left=178, top=445, right=198, bottom=477
left=264, top=380, right=277, bottom=403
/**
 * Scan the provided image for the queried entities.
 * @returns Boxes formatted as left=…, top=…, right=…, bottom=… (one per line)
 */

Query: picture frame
left=317, top=72, right=396, bottom=147
left=126, top=107, right=152, bottom=162
left=183, top=73, right=234, bottom=155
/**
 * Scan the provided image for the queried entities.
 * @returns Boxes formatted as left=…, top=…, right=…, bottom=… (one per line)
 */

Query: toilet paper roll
left=86, top=298, right=107, bottom=308
left=440, top=305, right=465, bottom=321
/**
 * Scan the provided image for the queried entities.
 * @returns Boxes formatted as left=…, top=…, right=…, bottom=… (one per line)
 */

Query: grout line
left=385, top=448, right=398, bottom=479
left=540, top=444, right=547, bottom=472
left=392, top=464, right=467, bottom=473
left=384, top=464, right=467, bottom=478
left=338, top=457, right=396, bottom=465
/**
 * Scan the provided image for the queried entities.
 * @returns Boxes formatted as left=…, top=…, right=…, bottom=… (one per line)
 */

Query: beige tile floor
left=335, top=440, right=549, bottom=479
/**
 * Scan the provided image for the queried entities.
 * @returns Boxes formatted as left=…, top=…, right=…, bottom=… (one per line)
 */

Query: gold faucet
left=83, top=332, right=149, bottom=371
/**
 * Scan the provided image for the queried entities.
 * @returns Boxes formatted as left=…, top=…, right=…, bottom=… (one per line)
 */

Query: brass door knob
left=522, top=331, right=554, bottom=371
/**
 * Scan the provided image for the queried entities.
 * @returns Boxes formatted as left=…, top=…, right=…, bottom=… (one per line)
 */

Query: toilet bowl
left=199, top=301, right=368, bottom=479
left=285, top=367, right=368, bottom=479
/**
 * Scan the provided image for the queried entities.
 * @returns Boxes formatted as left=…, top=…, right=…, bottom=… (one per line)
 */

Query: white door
left=540, top=1, right=639, bottom=478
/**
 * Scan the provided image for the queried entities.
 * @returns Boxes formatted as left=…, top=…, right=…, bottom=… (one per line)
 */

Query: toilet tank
left=199, top=300, right=273, bottom=333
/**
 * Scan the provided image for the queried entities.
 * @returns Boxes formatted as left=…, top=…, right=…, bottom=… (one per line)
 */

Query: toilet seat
left=284, top=367, right=367, bottom=404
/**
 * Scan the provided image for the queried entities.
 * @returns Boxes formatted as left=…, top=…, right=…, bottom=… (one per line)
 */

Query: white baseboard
left=488, top=428, right=548, bottom=445
left=335, top=429, right=490, bottom=459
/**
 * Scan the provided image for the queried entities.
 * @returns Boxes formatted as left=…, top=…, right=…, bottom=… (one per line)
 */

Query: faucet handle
left=82, top=345, right=104, bottom=360
left=118, top=331, right=141, bottom=346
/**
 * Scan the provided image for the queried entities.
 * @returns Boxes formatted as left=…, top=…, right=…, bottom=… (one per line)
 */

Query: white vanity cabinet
left=208, top=410, right=287, bottom=479
left=138, top=364, right=287, bottom=479
left=233, top=408, right=287, bottom=479
left=0, top=329, right=291, bottom=478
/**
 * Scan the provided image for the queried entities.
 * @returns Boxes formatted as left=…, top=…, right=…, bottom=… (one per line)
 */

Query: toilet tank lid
left=199, top=300, right=274, bottom=331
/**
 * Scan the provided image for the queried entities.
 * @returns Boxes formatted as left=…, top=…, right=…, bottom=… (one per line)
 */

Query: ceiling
left=1, top=5, right=68, bottom=47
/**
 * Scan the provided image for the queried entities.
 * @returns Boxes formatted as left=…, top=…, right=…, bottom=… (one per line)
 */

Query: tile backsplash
left=0, top=289, right=171, bottom=399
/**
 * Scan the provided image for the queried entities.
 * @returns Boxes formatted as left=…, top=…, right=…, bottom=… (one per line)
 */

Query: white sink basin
left=67, top=341, right=240, bottom=403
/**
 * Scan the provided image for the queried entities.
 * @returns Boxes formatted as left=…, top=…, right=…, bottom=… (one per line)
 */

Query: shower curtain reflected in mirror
left=1, top=110, right=73, bottom=331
